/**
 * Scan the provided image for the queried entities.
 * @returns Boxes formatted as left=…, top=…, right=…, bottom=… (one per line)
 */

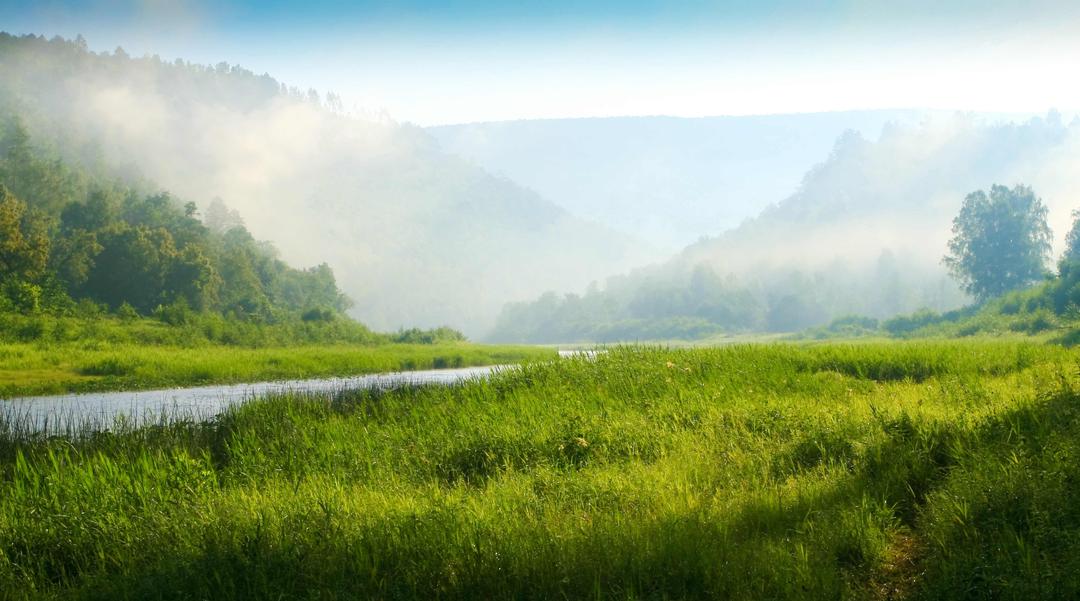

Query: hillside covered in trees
left=0, top=33, right=650, bottom=336
left=489, top=113, right=1080, bottom=342
left=0, top=115, right=354, bottom=322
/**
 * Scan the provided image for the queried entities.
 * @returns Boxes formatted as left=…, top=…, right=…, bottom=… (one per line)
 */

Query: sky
left=4, top=0, right=1080, bottom=125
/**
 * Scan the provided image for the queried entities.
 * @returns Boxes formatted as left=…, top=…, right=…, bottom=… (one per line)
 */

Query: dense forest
left=0, top=114, right=426, bottom=350
left=0, top=117, right=349, bottom=320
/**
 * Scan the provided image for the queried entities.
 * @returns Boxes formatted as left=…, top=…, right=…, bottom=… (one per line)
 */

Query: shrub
left=883, top=308, right=941, bottom=336
left=301, top=307, right=336, bottom=322
left=116, top=302, right=139, bottom=321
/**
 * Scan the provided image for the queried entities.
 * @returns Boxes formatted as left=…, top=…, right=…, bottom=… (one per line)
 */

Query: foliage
left=0, top=32, right=647, bottom=335
left=490, top=251, right=962, bottom=343
left=883, top=308, right=944, bottom=337
left=1060, top=209, right=1080, bottom=273
left=0, top=184, right=50, bottom=312
left=391, top=326, right=467, bottom=344
left=943, top=184, right=1052, bottom=302
left=0, top=116, right=356, bottom=325
left=801, top=314, right=880, bottom=339
left=1, top=342, right=1078, bottom=599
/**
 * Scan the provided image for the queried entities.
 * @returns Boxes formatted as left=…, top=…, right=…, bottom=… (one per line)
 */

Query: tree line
left=489, top=181, right=1080, bottom=343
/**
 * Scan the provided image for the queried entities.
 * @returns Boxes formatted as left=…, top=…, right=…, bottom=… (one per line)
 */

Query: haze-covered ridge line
left=487, top=111, right=1079, bottom=343
left=430, top=110, right=1052, bottom=252
left=0, top=32, right=657, bottom=336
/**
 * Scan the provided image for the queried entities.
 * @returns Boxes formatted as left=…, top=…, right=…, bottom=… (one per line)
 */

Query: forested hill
left=0, top=33, right=651, bottom=336
left=489, top=113, right=1080, bottom=343
left=0, top=115, right=353, bottom=324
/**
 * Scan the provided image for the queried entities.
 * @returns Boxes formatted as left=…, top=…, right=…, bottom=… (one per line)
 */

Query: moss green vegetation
left=2, top=341, right=1078, bottom=599
left=0, top=341, right=551, bottom=398
left=0, top=309, right=549, bottom=398
left=802, top=261, right=1080, bottom=342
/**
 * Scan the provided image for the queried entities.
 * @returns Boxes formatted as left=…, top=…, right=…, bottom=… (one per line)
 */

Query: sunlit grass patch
left=1, top=340, right=1078, bottom=599
left=0, top=342, right=554, bottom=398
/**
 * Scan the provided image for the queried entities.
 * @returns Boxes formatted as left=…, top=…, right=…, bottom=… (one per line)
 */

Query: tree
left=943, top=184, right=1052, bottom=302
left=81, top=224, right=177, bottom=312
left=165, top=244, right=221, bottom=311
left=203, top=197, right=244, bottom=234
left=0, top=185, right=49, bottom=282
left=1062, top=209, right=1080, bottom=266
left=0, top=120, right=85, bottom=216
left=0, top=185, right=51, bottom=310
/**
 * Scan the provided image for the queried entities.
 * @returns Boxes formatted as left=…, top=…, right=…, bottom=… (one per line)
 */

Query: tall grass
left=0, top=342, right=553, bottom=398
left=1, top=341, right=1078, bottom=599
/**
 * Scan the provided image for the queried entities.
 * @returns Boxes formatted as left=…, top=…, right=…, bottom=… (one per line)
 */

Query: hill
left=429, top=111, right=1025, bottom=251
left=0, top=33, right=651, bottom=336
left=489, top=112, right=1080, bottom=342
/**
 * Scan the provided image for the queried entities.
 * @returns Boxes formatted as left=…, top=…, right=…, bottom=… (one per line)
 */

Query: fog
left=429, top=111, right=959, bottom=251
left=0, top=35, right=653, bottom=336
left=487, top=111, right=1080, bottom=341
left=651, top=111, right=1080, bottom=292
left=5, top=34, right=1080, bottom=340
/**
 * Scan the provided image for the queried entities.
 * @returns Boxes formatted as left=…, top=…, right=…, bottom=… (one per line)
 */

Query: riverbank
left=4, top=365, right=507, bottom=434
left=3, top=340, right=1077, bottom=599
left=0, top=342, right=553, bottom=398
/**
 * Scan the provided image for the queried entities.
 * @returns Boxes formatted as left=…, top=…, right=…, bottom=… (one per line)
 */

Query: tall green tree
left=943, top=184, right=1052, bottom=302
left=0, top=120, right=81, bottom=214
left=81, top=224, right=176, bottom=312
left=0, top=185, right=51, bottom=310
left=1062, top=209, right=1080, bottom=267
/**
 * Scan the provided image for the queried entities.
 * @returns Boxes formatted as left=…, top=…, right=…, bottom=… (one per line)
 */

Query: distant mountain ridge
left=428, top=111, right=1026, bottom=251
left=488, top=111, right=1080, bottom=342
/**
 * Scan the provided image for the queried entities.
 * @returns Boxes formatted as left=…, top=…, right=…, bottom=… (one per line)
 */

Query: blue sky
left=5, top=1, right=1080, bottom=124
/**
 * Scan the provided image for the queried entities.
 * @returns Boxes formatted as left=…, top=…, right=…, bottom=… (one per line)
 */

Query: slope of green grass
left=2, top=341, right=1079, bottom=599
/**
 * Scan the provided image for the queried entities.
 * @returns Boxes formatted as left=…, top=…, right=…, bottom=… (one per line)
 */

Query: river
left=2, top=364, right=507, bottom=434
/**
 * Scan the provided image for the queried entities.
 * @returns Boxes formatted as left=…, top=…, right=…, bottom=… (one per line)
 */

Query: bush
left=116, top=302, right=139, bottom=321
left=301, top=307, right=336, bottom=322
left=1, top=280, right=42, bottom=313
left=393, top=326, right=467, bottom=344
left=802, top=314, right=881, bottom=339
left=883, top=308, right=942, bottom=336
left=153, top=300, right=192, bottom=326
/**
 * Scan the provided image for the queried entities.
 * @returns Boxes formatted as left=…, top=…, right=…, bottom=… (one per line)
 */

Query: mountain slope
left=489, top=112, right=1080, bottom=342
left=430, top=111, right=990, bottom=251
left=0, top=33, right=651, bottom=335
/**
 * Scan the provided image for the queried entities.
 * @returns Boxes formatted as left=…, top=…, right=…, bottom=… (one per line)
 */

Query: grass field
left=2, top=340, right=1079, bottom=599
left=0, top=342, right=553, bottom=398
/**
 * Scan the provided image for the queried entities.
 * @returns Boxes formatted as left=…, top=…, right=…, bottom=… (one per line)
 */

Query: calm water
left=3, top=365, right=506, bottom=433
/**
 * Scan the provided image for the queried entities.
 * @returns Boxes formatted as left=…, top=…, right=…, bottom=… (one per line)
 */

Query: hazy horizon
left=6, top=7, right=1080, bottom=598
left=5, top=2, right=1080, bottom=339
left=7, top=1, right=1080, bottom=125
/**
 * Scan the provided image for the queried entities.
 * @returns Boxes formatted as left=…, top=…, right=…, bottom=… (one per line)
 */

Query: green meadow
left=0, top=342, right=551, bottom=398
left=3, top=340, right=1079, bottom=599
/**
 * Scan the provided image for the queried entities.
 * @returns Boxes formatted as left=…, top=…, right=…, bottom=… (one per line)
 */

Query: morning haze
left=3, top=1, right=1080, bottom=599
